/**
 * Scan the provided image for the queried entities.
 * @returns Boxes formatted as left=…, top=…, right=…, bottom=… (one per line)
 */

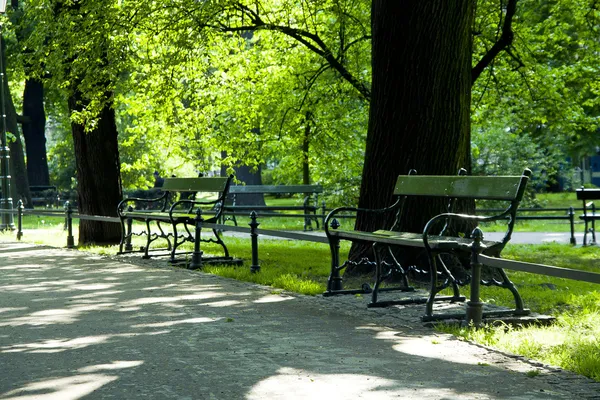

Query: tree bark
left=347, top=1, right=474, bottom=269
left=22, top=78, right=49, bottom=187
left=69, top=91, right=122, bottom=245
left=221, top=151, right=266, bottom=206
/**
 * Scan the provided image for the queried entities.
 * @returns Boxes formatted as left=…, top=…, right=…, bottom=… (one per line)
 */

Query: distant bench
left=576, top=187, right=600, bottom=246
left=324, top=169, right=532, bottom=321
left=29, top=185, right=59, bottom=208
left=222, top=184, right=323, bottom=231
left=117, top=176, right=240, bottom=267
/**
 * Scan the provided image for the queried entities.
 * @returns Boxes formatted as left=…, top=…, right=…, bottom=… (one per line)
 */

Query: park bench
left=29, top=185, right=59, bottom=208
left=117, top=176, right=239, bottom=266
left=576, top=187, right=600, bottom=246
left=222, top=184, right=323, bottom=231
left=324, top=169, right=532, bottom=321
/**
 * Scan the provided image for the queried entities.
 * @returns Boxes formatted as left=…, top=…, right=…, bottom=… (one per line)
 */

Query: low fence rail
left=4, top=200, right=328, bottom=273
left=0, top=201, right=587, bottom=246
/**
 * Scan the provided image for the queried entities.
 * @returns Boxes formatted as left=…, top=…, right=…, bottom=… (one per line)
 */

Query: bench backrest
left=393, top=171, right=531, bottom=201
left=229, top=184, right=323, bottom=195
left=576, top=188, right=600, bottom=201
left=161, top=177, right=232, bottom=194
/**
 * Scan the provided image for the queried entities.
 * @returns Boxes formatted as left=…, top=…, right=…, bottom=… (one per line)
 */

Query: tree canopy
left=4, top=0, right=599, bottom=213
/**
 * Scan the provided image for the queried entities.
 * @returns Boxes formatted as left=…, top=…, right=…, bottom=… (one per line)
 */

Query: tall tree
left=355, top=1, right=475, bottom=236
left=22, top=0, right=125, bottom=243
left=21, top=78, right=49, bottom=187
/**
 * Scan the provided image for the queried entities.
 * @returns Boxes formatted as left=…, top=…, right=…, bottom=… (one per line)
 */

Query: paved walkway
left=1, top=242, right=599, bottom=399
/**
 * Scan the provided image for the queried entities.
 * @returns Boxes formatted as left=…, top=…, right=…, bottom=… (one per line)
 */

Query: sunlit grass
left=438, top=243, right=600, bottom=381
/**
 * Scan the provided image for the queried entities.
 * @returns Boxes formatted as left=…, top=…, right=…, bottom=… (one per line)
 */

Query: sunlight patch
left=0, top=374, right=117, bottom=400
left=201, top=300, right=243, bottom=307
left=132, top=317, right=221, bottom=328
left=253, top=295, right=294, bottom=303
left=391, top=336, right=485, bottom=366
left=2, top=331, right=171, bottom=354
left=78, top=360, right=143, bottom=373
left=0, top=308, right=79, bottom=327
left=0, top=307, right=28, bottom=314
left=247, top=367, right=466, bottom=399
left=121, top=292, right=225, bottom=306
left=71, top=284, right=116, bottom=291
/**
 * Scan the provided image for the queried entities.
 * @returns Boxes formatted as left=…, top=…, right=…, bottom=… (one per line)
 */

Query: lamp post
left=0, top=0, right=14, bottom=230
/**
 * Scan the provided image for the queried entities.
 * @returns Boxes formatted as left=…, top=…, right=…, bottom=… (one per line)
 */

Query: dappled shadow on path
left=0, top=243, right=586, bottom=399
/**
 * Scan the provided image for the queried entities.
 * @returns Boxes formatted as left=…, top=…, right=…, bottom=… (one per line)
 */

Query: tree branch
left=472, top=0, right=518, bottom=85
left=216, top=3, right=371, bottom=101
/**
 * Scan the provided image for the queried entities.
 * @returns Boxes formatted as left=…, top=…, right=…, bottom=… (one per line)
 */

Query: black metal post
left=568, top=206, right=576, bottom=245
left=327, top=218, right=343, bottom=291
left=65, top=201, right=74, bottom=248
left=466, top=227, right=484, bottom=327
left=249, top=211, right=260, bottom=273
left=591, top=203, right=597, bottom=245
left=125, top=205, right=133, bottom=252
left=189, top=208, right=204, bottom=269
left=321, top=201, right=326, bottom=228
left=0, top=22, right=13, bottom=231
left=16, top=199, right=22, bottom=240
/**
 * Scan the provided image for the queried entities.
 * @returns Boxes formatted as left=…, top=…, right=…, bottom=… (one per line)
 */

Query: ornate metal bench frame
left=117, top=175, right=240, bottom=267
left=324, top=169, right=532, bottom=321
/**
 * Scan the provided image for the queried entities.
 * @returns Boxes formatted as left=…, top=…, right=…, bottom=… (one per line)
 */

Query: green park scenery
left=0, top=0, right=599, bottom=387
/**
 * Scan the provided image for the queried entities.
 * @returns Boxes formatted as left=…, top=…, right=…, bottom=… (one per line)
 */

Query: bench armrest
left=324, top=199, right=400, bottom=236
left=168, top=198, right=224, bottom=220
left=422, top=212, right=513, bottom=250
left=118, top=192, right=169, bottom=215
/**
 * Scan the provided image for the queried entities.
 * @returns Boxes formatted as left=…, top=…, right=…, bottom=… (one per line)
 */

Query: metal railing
left=1, top=201, right=587, bottom=246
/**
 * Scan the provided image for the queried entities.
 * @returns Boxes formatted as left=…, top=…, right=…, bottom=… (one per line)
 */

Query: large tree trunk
left=347, top=1, right=474, bottom=269
left=221, top=151, right=266, bottom=206
left=22, top=78, right=49, bottom=187
left=221, top=150, right=266, bottom=206
left=69, top=91, right=122, bottom=245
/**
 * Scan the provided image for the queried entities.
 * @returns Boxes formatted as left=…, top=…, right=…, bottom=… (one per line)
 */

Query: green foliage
left=15, top=0, right=600, bottom=198
left=472, top=0, right=600, bottom=175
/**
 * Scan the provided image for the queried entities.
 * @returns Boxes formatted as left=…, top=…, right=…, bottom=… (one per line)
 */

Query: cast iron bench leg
left=326, top=235, right=343, bottom=292
left=143, top=219, right=152, bottom=259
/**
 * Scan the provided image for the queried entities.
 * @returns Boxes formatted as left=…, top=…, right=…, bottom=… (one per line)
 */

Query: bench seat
left=330, top=229, right=501, bottom=250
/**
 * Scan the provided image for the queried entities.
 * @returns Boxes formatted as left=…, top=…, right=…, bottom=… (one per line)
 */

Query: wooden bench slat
left=229, top=184, right=323, bottom=194
left=393, top=175, right=526, bottom=200
left=329, top=229, right=499, bottom=249
left=576, top=188, right=600, bottom=201
left=161, top=177, right=230, bottom=193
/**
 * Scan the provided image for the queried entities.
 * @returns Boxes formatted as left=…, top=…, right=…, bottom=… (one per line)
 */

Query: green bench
left=29, top=185, right=59, bottom=208
left=222, top=184, right=323, bottom=231
left=117, top=176, right=239, bottom=266
left=324, top=169, right=532, bottom=321
left=576, top=187, right=600, bottom=246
